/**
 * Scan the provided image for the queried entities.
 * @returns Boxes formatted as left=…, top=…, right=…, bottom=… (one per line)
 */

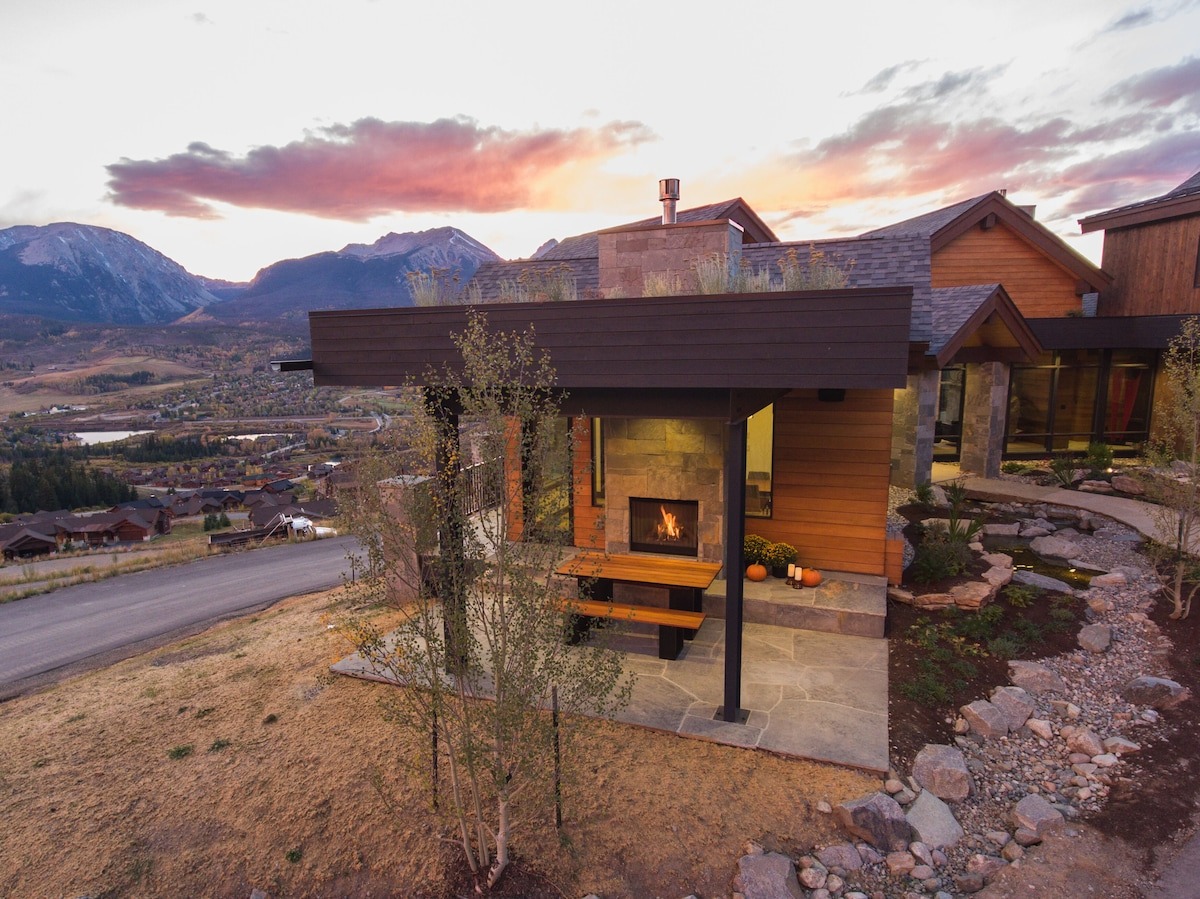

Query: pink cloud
left=1104, top=56, right=1200, bottom=113
left=106, top=117, right=653, bottom=220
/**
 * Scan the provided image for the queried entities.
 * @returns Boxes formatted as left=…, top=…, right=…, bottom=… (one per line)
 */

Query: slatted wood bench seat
left=554, top=551, right=720, bottom=659
left=555, top=598, right=707, bottom=659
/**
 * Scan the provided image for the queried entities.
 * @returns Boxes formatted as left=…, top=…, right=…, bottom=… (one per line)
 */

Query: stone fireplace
left=602, top=418, right=724, bottom=563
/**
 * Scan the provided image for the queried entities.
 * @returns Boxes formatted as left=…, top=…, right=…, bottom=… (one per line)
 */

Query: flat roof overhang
left=308, top=287, right=913, bottom=420
left=1027, top=314, right=1190, bottom=351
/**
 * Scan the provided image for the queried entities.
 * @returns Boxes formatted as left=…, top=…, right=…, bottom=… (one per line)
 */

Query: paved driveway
left=0, top=536, right=358, bottom=697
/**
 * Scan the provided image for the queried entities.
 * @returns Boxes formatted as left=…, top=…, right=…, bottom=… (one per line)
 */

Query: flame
left=656, top=504, right=682, bottom=541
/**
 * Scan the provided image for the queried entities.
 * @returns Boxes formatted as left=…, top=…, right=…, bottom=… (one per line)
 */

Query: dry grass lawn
left=0, top=590, right=877, bottom=898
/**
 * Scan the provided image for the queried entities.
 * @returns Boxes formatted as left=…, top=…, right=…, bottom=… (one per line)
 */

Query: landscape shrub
left=909, top=528, right=972, bottom=583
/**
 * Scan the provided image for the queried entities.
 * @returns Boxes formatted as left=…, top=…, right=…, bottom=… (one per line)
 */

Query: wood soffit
left=936, top=286, right=1042, bottom=367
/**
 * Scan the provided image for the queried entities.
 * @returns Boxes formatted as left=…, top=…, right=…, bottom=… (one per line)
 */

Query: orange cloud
left=106, top=117, right=654, bottom=220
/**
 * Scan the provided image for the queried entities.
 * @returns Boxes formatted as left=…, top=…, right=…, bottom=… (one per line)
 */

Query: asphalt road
left=0, top=535, right=359, bottom=698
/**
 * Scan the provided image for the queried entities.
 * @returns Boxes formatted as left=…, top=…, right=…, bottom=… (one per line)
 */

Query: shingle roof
left=1079, top=167, right=1200, bottom=232
left=860, top=195, right=989, bottom=239
left=741, top=236, right=933, bottom=343
left=929, top=284, right=1003, bottom=357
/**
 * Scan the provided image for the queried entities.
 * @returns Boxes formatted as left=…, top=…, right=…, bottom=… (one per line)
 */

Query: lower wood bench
left=556, top=598, right=706, bottom=660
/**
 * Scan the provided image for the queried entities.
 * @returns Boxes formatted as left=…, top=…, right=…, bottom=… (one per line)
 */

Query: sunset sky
left=3, top=0, right=1199, bottom=281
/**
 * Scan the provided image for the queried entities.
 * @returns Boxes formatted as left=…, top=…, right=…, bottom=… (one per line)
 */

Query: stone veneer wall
left=890, top=370, right=938, bottom=487
left=960, top=361, right=1010, bottom=478
left=597, top=220, right=743, bottom=298
left=602, top=418, right=725, bottom=563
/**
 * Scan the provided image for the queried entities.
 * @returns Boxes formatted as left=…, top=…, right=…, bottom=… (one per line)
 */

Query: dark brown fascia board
left=309, top=287, right=913, bottom=392
left=935, top=285, right=1043, bottom=368
left=597, top=218, right=745, bottom=236
left=931, top=193, right=1113, bottom=290
left=1079, top=193, right=1200, bottom=233
left=1027, top=313, right=1191, bottom=350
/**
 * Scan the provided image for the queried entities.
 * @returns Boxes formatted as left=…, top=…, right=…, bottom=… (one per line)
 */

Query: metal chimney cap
left=659, top=178, right=680, bottom=201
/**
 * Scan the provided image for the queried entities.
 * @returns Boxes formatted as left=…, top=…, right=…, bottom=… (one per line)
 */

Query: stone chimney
left=597, top=179, right=744, bottom=298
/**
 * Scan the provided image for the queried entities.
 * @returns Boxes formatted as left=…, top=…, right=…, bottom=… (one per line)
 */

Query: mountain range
left=0, top=222, right=503, bottom=327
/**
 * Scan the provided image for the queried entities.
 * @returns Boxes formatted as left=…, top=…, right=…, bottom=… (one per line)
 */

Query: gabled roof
left=865, top=191, right=1111, bottom=290
left=535, top=198, right=778, bottom=262
left=1079, top=168, right=1200, bottom=233
left=861, top=195, right=988, bottom=242
left=928, top=284, right=1041, bottom=367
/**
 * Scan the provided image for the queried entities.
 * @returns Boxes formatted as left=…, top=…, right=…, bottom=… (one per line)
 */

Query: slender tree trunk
left=488, top=794, right=511, bottom=888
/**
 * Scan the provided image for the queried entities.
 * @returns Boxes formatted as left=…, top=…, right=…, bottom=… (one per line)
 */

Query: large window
left=745, top=404, right=774, bottom=517
left=1006, top=349, right=1155, bottom=456
left=934, top=367, right=966, bottom=461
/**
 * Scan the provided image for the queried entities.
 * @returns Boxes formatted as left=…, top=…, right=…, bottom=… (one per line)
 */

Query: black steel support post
left=720, top=416, right=748, bottom=723
left=427, top=388, right=467, bottom=674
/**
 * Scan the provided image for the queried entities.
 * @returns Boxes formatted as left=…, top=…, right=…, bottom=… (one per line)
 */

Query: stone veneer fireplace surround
left=600, top=418, right=725, bottom=564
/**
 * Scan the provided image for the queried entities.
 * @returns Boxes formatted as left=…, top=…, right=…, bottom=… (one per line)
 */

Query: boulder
left=834, top=792, right=913, bottom=851
left=1026, top=718, right=1054, bottom=741
left=990, top=686, right=1035, bottom=732
left=981, top=551, right=1013, bottom=569
left=1122, top=676, right=1191, bottom=709
left=912, top=744, right=973, bottom=801
left=1012, top=794, right=1065, bottom=836
left=733, top=851, right=805, bottom=899
left=952, top=580, right=998, bottom=610
left=905, top=790, right=965, bottom=848
left=885, top=851, right=916, bottom=876
left=815, top=843, right=862, bottom=872
left=960, top=699, right=1009, bottom=738
left=1009, top=660, right=1066, bottom=694
left=796, top=859, right=827, bottom=890
left=1066, top=727, right=1105, bottom=757
left=1089, top=571, right=1128, bottom=588
left=1078, top=624, right=1112, bottom=653
left=1111, top=474, right=1145, bottom=495
left=982, top=566, right=1014, bottom=589
left=1012, top=569, right=1076, bottom=593
left=967, top=853, right=1007, bottom=882
left=1029, top=533, right=1080, bottom=561
left=913, top=592, right=956, bottom=610
left=983, top=522, right=1020, bottom=537
left=1104, top=736, right=1141, bottom=755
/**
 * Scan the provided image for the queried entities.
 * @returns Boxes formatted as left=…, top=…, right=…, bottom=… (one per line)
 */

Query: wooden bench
left=555, top=599, right=707, bottom=660
left=554, top=551, right=721, bottom=660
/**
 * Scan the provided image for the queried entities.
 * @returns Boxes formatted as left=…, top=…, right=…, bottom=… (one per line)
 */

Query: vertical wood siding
left=1099, top=218, right=1200, bottom=316
left=933, top=223, right=1082, bottom=317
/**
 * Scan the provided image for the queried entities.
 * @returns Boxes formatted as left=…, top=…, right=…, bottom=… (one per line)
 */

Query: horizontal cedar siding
left=745, top=389, right=892, bottom=576
left=1099, top=218, right=1200, bottom=316
left=933, top=224, right=1081, bottom=318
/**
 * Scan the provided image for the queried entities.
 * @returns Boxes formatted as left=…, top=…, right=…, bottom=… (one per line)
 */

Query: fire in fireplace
left=629, top=497, right=699, bottom=557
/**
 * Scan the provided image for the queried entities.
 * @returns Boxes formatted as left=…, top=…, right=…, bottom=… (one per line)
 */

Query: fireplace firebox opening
left=629, top=497, right=699, bottom=557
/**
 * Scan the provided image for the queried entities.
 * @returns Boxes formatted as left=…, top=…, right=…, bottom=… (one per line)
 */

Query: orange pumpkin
left=746, top=563, right=768, bottom=582
left=800, top=567, right=823, bottom=587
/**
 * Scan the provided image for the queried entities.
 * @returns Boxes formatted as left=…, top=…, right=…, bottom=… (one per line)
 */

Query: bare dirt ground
left=0, top=589, right=877, bottom=898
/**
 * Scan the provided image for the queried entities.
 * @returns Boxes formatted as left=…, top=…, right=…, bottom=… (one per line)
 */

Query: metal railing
left=459, top=457, right=503, bottom=516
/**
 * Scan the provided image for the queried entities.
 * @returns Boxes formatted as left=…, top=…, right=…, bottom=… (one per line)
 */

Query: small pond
left=983, top=535, right=1099, bottom=590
